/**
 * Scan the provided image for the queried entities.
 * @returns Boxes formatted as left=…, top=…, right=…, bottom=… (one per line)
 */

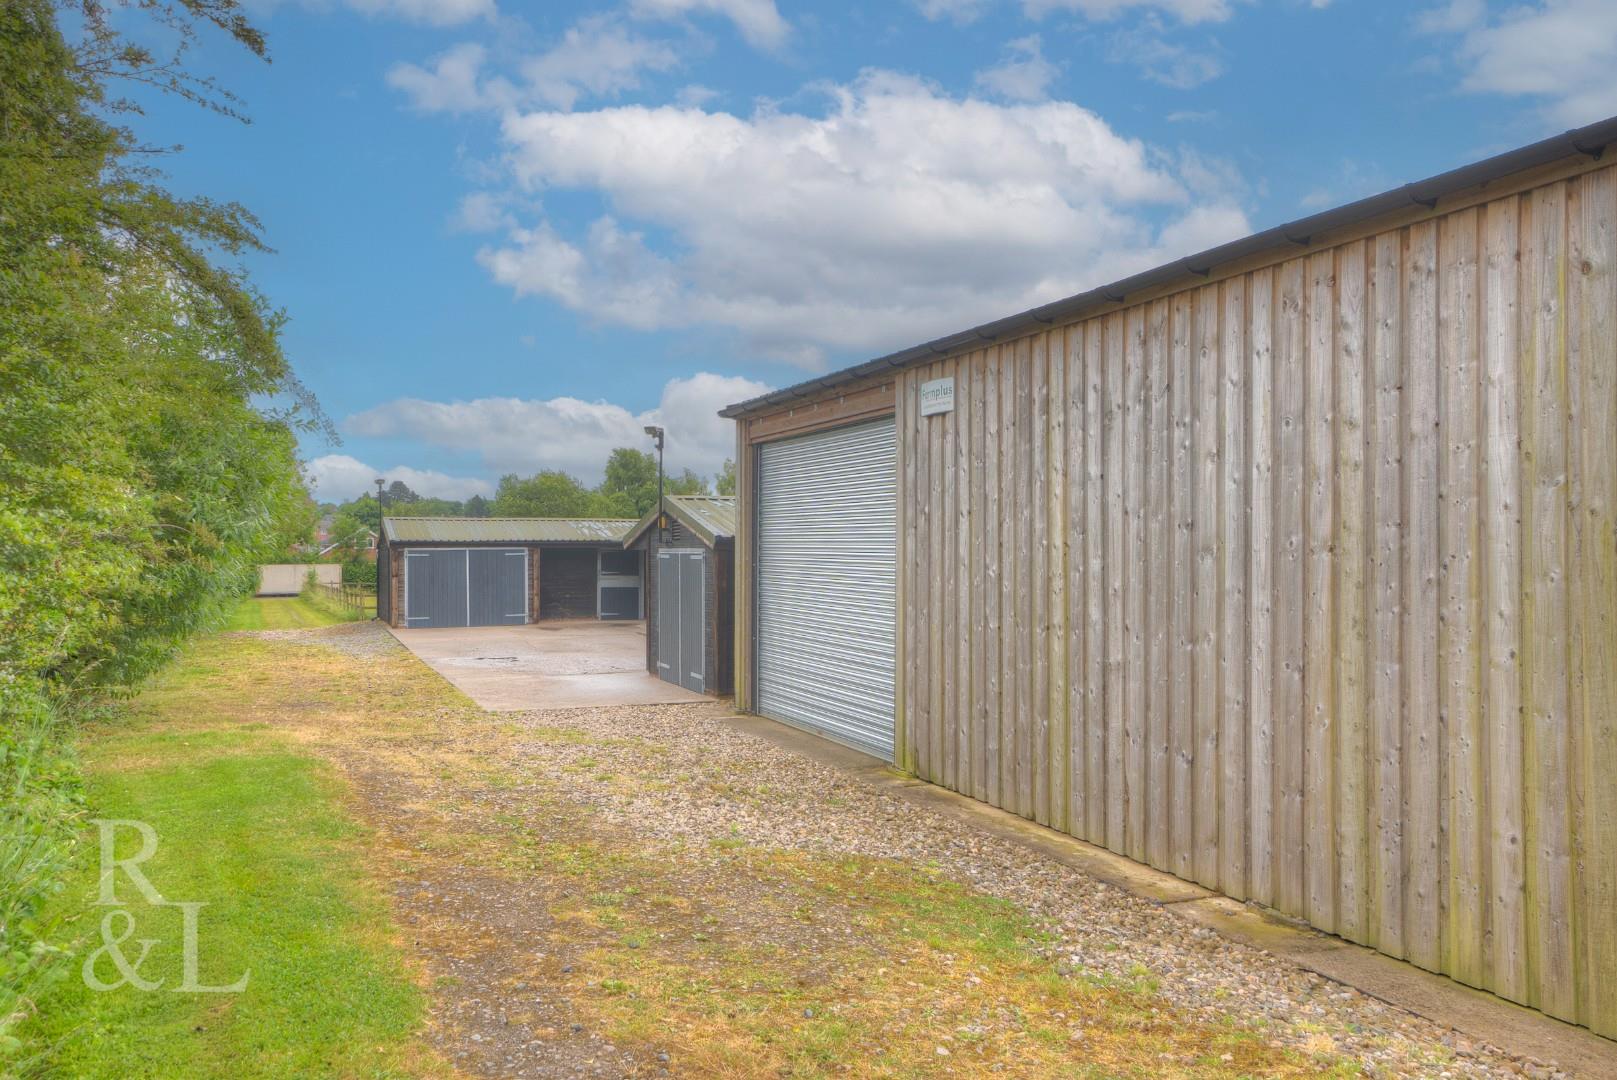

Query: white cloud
left=918, top=0, right=1241, bottom=18
left=345, top=0, right=494, bottom=25
left=344, top=372, right=770, bottom=485
left=305, top=455, right=494, bottom=502
left=388, top=42, right=491, bottom=113
left=1293, top=158, right=1389, bottom=211
left=676, top=84, right=720, bottom=107
left=452, top=191, right=513, bottom=232
left=1024, top=0, right=1233, bottom=23
left=630, top=0, right=789, bottom=49
left=1415, top=0, right=1484, bottom=33
left=522, top=16, right=681, bottom=110
left=479, top=70, right=1250, bottom=367
left=974, top=35, right=1060, bottom=102
left=388, top=18, right=680, bottom=115
left=1432, top=0, right=1617, bottom=126
left=1108, top=23, right=1224, bottom=87
left=914, top=0, right=993, bottom=23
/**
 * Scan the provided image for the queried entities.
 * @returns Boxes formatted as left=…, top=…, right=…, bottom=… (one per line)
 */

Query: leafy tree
left=492, top=471, right=595, bottom=517
left=490, top=452, right=722, bottom=522
left=385, top=479, right=419, bottom=504
left=411, top=497, right=464, bottom=516
left=716, top=458, right=737, bottom=496
left=590, top=489, right=638, bottom=519
left=341, top=556, right=378, bottom=586
left=463, top=494, right=491, bottom=517
left=599, top=447, right=659, bottom=517
left=331, top=494, right=382, bottom=533
left=327, top=510, right=376, bottom=552
left=668, top=468, right=710, bottom=496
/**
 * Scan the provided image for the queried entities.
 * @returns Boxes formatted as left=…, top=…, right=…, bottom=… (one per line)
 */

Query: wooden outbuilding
left=377, top=517, right=641, bottom=628
left=623, top=495, right=735, bottom=696
left=721, top=116, right=1617, bottom=1037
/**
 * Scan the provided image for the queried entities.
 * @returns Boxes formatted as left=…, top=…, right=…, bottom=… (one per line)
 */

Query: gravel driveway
left=253, top=622, right=1577, bottom=1078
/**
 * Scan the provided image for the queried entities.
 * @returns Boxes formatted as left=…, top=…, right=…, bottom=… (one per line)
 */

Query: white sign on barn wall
left=920, top=377, right=955, bottom=417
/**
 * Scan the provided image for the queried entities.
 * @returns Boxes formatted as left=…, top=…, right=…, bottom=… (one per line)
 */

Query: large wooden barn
left=722, top=116, right=1617, bottom=1036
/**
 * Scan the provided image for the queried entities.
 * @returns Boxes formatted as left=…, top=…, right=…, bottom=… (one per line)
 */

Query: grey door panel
left=405, top=549, right=468, bottom=628
left=678, top=552, right=705, bottom=692
left=654, top=548, right=707, bottom=692
left=468, top=548, right=527, bottom=626
left=656, top=550, right=680, bottom=685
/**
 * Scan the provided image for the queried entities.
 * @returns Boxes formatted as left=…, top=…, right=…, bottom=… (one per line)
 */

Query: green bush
left=341, top=556, right=377, bottom=587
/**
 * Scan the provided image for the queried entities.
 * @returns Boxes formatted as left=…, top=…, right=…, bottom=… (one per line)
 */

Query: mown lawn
left=21, top=648, right=443, bottom=1079
left=223, top=595, right=358, bottom=631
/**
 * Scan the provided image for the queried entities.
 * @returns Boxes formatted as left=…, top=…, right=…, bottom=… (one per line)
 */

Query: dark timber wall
left=539, top=547, right=599, bottom=619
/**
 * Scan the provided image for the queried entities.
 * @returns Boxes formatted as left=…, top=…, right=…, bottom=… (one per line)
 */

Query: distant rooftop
left=623, top=494, right=736, bottom=548
left=382, top=516, right=636, bottom=544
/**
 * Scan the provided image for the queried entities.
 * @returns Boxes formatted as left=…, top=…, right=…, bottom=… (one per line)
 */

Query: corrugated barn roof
left=623, top=494, right=737, bottom=548
left=382, top=516, right=636, bottom=544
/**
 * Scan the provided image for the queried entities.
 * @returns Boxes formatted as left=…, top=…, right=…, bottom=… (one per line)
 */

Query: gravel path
left=282, top=623, right=1574, bottom=1078
left=492, top=705, right=1563, bottom=1078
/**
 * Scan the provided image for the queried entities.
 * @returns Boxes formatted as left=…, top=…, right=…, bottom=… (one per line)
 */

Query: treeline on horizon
left=320, top=449, right=738, bottom=546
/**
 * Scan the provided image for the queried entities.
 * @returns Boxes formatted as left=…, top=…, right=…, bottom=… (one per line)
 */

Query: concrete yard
left=387, top=619, right=707, bottom=711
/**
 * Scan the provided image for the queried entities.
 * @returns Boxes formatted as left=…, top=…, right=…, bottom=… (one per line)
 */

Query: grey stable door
left=655, top=549, right=706, bottom=693
left=405, top=547, right=527, bottom=628
left=404, top=549, right=468, bottom=628
left=469, top=548, right=527, bottom=625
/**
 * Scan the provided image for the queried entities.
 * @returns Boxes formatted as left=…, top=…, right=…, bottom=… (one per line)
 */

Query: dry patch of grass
left=117, top=630, right=1357, bottom=1078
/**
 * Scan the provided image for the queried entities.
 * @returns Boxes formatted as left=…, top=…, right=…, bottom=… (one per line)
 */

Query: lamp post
left=643, top=425, right=665, bottom=543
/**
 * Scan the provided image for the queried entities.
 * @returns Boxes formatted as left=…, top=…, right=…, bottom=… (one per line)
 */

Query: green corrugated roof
left=382, top=516, right=636, bottom=544
left=622, top=495, right=736, bottom=548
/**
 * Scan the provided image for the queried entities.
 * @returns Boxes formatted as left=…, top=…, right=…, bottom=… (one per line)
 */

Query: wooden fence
left=895, top=159, right=1617, bottom=1035
left=310, top=580, right=376, bottom=617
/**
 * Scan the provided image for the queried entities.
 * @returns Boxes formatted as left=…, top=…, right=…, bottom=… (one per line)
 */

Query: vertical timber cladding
left=755, top=418, right=899, bottom=760
left=893, top=161, right=1617, bottom=1035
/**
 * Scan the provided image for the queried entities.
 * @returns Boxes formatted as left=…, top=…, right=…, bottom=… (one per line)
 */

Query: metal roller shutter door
left=755, top=417, right=896, bottom=760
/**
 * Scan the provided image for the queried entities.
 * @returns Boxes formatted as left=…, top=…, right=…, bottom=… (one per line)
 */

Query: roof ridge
left=382, top=515, right=637, bottom=522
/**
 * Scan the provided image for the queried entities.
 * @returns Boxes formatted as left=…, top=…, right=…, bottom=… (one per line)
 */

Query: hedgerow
left=0, top=2, right=315, bottom=1071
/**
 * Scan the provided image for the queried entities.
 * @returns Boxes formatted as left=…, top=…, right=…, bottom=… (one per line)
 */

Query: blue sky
left=123, top=0, right=1617, bottom=501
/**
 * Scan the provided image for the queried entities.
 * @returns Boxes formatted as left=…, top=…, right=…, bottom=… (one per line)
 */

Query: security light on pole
left=643, top=426, right=666, bottom=542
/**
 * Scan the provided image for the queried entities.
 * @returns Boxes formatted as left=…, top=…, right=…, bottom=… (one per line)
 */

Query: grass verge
left=24, top=626, right=1365, bottom=1078
left=223, top=596, right=354, bottom=631
left=18, top=647, right=442, bottom=1079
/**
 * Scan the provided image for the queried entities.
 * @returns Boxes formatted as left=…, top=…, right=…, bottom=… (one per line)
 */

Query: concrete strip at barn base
left=719, top=709, right=1617, bottom=1078
left=387, top=621, right=707, bottom=711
